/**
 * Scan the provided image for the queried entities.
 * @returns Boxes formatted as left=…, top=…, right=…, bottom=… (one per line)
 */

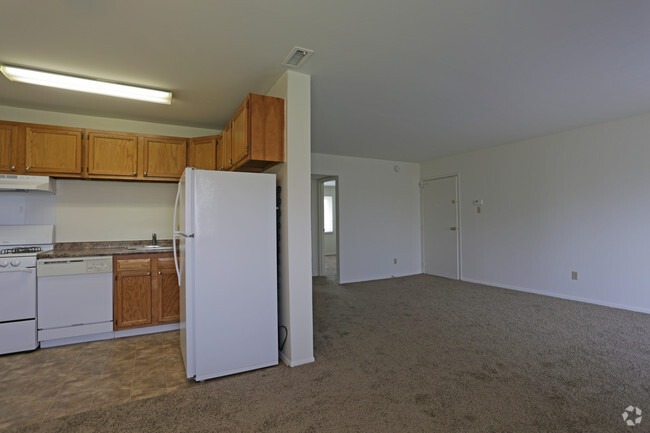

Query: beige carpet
left=11, top=273, right=650, bottom=432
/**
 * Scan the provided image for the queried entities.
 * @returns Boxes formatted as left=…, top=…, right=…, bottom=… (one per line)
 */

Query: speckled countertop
left=37, top=240, right=174, bottom=259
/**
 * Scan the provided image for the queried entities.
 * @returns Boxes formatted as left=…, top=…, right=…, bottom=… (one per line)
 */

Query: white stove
left=0, top=224, right=54, bottom=355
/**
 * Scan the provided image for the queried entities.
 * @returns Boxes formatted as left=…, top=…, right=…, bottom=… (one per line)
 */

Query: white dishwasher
left=37, top=256, right=113, bottom=346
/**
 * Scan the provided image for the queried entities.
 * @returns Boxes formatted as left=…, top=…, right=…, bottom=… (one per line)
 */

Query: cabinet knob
left=10, top=165, right=15, bottom=171
left=144, top=172, right=148, bottom=176
left=25, top=166, right=30, bottom=171
left=158, top=271, right=162, bottom=275
left=133, top=171, right=137, bottom=176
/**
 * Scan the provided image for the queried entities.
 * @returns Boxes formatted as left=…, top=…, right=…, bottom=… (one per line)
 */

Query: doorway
left=421, top=175, right=460, bottom=279
left=311, top=175, right=339, bottom=282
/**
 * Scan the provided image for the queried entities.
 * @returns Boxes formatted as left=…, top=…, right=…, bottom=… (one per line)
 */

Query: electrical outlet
left=393, top=258, right=397, bottom=264
left=571, top=271, right=578, bottom=280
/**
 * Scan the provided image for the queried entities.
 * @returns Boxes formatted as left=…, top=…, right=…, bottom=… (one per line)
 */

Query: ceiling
left=2, top=0, right=650, bottom=162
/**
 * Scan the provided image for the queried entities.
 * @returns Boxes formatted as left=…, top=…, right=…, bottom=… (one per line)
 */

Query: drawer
left=115, top=258, right=151, bottom=272
left=156, top=256, right=176, bottom=269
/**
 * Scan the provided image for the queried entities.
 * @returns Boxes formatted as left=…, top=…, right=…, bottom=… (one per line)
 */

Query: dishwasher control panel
left=37, top=256, right=113, bottom=277
left=86, top=260, right=111, bottom=273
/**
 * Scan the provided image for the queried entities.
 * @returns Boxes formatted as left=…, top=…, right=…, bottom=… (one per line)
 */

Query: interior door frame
left=316, top=175, right=339, bottom=282
left=420, top=173, right=462, bottom=280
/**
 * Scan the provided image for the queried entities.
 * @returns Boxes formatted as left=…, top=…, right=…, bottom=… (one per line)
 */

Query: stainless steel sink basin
left=125, top=245, right=173, bottom=252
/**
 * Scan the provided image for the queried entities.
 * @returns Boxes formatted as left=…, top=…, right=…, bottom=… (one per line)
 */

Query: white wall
left=266, top=71, right=314, bottom=367
left=421, top=111, right=650, bottom=313
left=0, top=105, right=218, bottom=242
left=312, top=154, right=422, bottom=284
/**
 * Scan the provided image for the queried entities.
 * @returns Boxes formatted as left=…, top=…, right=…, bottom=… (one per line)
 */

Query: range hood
left=0, top=174, right=56, bottom=193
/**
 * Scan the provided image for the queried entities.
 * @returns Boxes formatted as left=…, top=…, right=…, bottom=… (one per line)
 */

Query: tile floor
left=0, top=331, right=197, bottom=431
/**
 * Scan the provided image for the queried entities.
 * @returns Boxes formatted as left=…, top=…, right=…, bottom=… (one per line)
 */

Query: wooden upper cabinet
left=187, top=135, right=217, bottom=170
left=230, top=93, right=285, bottom=173
left=142, top=136, right=187, bottom=180
left=25, top=125, right=83, bottom=176
left=86, top=130, right=138, bottom=178
left=0, top=122, right=20, bottom=174
left=231, top=101, right=249, bottom=166
left=218, top=125, right=233, bottom=171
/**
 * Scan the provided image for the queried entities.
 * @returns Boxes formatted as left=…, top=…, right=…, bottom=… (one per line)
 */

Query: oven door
left=0, top=266, right=36, bottom=321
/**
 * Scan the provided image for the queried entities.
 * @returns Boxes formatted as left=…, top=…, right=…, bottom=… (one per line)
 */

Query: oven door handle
left=0, top=267, right=36, bottom=273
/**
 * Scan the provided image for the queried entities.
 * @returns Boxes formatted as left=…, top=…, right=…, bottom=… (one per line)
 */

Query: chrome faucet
left=152, top=233, right=157, bottom=246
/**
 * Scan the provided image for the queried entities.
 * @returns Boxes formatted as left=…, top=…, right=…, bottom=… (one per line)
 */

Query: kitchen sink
left=125, top=245, right=173, bottom=252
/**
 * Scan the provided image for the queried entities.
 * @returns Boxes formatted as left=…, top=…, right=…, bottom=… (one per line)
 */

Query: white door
left=421, top=176, right=459, bottom=279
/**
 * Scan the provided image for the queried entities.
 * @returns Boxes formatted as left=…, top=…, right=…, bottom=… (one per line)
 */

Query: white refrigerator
left=173, top=168, right=278, bottom=381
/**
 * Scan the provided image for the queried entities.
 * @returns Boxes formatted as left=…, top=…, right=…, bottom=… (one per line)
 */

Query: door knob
left=450, top=227, right=457, bottom=231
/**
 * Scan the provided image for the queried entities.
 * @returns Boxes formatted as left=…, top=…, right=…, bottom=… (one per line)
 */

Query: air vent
left=281, top=46, right=314, bottom=69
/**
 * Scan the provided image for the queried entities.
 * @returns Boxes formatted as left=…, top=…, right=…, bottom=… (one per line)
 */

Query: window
left=324, top=196, right=333, bottom=233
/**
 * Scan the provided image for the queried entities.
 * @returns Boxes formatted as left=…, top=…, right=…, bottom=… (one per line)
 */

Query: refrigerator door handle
left=173, top=180, right=182, bottom=280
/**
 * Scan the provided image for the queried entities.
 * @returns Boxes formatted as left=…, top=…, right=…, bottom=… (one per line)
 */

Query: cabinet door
left=0, top=123, right=19, bottom=174
left=156, top=256, right=180, bottom=323
left=115, top=271, right=152, bottom=330
left=87, top=130, right=139, bottom=178
left=188, top=136, right=217, bottom=170
left=25, top=125, right=83, bottom=176
left=230, top=99, right=249, bottom=166
left=219, top=125, right=233, bottom=171
left=142, top=136, right=187, bottom=179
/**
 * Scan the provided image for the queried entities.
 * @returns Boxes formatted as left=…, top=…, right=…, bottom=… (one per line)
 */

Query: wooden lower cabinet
left=114, top=253, right=179, bottom=331
left=156, top=256, right=180, bottom=324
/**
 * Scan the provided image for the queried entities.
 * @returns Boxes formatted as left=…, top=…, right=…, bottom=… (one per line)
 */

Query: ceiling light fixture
left=0, top=65, right=172, bottom=104
left=281, top=46, right=314, bottom=69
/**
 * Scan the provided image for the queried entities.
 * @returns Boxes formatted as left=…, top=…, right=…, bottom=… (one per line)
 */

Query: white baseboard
left=289, top=356, right=315, bottom=367
left=114, top=323, right=180, bottom=338
left=39, top=323, right=181, bottom=348
left=278, top=351, right=315, bottom=367
left=279, top=350, right=291, bottom=366
left=40, top=332, right=115, bottom=348
left=340, top=272, right=421, bottom=285
left=462, top=278, right=650, bottom=315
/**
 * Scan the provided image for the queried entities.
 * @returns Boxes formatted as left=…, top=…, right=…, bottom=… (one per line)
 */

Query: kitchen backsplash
left=0, top=179, right=176, bottom=242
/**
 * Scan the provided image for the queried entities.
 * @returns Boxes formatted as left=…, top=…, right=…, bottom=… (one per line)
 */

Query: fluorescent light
left=0, top=65, right=172, bottom=104
left=281, top=46, right=314, bottom=68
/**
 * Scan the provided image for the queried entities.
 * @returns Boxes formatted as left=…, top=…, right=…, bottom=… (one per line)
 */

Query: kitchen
left=0, top=97, right=286, bottom=429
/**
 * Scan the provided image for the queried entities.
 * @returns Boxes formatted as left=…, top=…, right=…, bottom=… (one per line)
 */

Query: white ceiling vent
left=281, top=46, right=314, bottom=68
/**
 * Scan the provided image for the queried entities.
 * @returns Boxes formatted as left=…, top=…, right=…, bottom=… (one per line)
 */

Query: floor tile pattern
left=0, top=331, right=196, bottom=431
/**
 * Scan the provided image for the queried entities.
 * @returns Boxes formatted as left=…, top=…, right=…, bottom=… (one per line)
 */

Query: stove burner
left=0, top=246, right=42, bottom=255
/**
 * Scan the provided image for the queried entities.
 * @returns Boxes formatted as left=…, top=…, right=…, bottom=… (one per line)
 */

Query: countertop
left=37, top=240, right=174, bottom=259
